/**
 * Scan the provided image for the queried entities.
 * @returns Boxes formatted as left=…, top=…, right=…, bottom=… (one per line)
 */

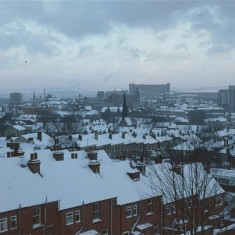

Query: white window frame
left=102, top=229, right=108, bottom=235
left=166, top=206, right=171, bottom=216
left=10, top=216, right=17, bottom=230
left=122, top=232, right=130, bottom=235
left=147, top=198, right=153, bottom=214
left=216, top=195, right=223, bottom=207
left=171, top=204, right=176, bottom=214
left=75, top=210, right=81, bottom=223
left=126, top=206, right=132, bottom=218
left=33, top=206, right=41, bottom=226
left=133, top=205, right=138, bottom=216
left=0, top=218, right=7, bottom=232
left=66, top=212, right=73, bottom=225
left=93, top=203, right=100, bottom=220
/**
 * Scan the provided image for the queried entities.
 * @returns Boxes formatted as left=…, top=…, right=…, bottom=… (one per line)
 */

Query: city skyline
left=1, top=1, right=235, bottom=92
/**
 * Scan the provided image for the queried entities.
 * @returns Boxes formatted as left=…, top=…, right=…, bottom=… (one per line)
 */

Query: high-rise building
left=229, top=86, right=235, bottom=113
left=218, top=89, right=229, bottom=110
left=10, top=92, right=22, bottom=106
left=129, top=83, right=170, bottom=98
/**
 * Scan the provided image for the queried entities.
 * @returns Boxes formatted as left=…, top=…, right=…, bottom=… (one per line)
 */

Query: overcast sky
left=1, top=0, right=235, bottom=94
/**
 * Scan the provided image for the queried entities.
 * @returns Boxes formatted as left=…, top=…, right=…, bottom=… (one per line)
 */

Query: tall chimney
left=28, top=153, right=41, bottom=174
left=109, top=133, right=112, bottom=139
left=37, top=131, right=42, bottom=141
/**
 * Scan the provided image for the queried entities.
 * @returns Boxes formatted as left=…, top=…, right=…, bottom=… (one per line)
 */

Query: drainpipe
left=110, top=199, right=113, bottom=235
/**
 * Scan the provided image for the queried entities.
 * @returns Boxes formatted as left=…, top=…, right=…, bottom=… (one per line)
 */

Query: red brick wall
left=119, top=196, right=162, bottom=234
left=59, top=198, right=117, bottom=235
left=0, top=201, right=59, bottom=235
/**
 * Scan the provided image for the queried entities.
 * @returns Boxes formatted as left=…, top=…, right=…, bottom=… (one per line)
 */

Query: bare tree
left=147, top=160, right=225, bottom=234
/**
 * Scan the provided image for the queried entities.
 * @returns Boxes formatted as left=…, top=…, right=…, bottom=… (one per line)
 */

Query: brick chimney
left=136, top=162, right=146, bottom=174
left=37, top=131, right=42, bottom=141
left=28, top=153, right=41, bottom=174
left=89, top=161, right=100, bottom=174
left=53, top=152, right=64, bottom=161
left=109, top=133, right=112, bottom=139
left=88, top=152, right=98, bottom=161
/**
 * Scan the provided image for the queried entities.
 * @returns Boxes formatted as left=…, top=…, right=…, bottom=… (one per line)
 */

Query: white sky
left=1, top=0, right=235, bottom=93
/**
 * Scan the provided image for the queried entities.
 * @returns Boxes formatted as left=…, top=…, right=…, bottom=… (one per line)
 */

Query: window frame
left=166, top=205, right=171, bottom=216
left=75, top=210, right=81, bottom=223
left=102, top=229, right=108, bottom=235
left=126, top=206, right=132, bottom=218
left=33, top=206, right=41, bottom=226
left=215, top=195, right=223, bottom=207
left=0, top=218, right=7, bottom=232
left=66, top=212, right=74, bottom=225
left=93, top=203, right=100, bottom=221
left=146, top=198, right=153, bottom=214
left=133, top=204, right=138, bottom=216
left=10, top=216, right=17, bottom=230
left=171, top=204, right=176, bottom=214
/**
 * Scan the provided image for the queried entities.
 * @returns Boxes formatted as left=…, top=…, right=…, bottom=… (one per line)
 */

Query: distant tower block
left=10, top=92, right=23, bottom=105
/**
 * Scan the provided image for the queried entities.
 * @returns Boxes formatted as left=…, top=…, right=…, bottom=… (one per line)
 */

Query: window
left=147, top=199, right=153, bottom=214
left=171, top=204, right=176, bottom=214
left=102, top=229, right=108, bottom=235
left=0, top=218, right=7, bottom=232
left=186, top=199, right=192, bottom=208
left=66, top=212, right=73, bottom=225
left=216, top=195, right=223, bottom=207
left=166, top=206, right=171, bottom=216
left=10, top=216, right=17, bottom=230
left=122, top=232, right=130, bottom=235
left=133, top=205, right=138, bottom=216
left=126, top=206, right=132, bottom=218
left=93, top=203, right=100, bottom=220
left=75, top=210, right=81, bottom=223
left=33, top=206, right=41, bottom=226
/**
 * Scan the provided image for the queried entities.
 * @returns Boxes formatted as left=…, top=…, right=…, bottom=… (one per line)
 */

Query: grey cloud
left=1, top=1, right=235, bottom=53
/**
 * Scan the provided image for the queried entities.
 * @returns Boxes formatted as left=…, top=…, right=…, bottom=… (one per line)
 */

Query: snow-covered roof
left=148, top=162, right=224, bottom=204
left=13, top=125, right=26, bottom=131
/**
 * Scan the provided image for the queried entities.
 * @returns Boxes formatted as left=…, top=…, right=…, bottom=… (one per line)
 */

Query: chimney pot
left=28, top=155, right=41, bottom=174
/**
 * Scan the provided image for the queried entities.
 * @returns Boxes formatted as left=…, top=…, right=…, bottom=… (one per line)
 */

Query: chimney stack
left=53, top=152, right=64, bottom=161
left=37, top=131, right=42, bottom=141
left=28, top=153, right=41, bottom=174
left=89, top=161, right=100, bottom=174
left=88, top=152, right=98, bottom=161
left=109, top=133, right=112, bottom=139
left=136, top=162, right=146, bottom=174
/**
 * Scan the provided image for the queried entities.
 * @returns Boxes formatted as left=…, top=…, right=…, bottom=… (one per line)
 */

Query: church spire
left=122, top=92, right=128, bottom=119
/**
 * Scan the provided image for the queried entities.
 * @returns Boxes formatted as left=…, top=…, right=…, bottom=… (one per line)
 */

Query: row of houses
left=0, top=146, right=227, bottom=235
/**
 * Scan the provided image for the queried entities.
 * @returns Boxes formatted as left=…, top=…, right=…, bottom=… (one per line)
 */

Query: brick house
left=0, top=148, right=225, bottom=235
